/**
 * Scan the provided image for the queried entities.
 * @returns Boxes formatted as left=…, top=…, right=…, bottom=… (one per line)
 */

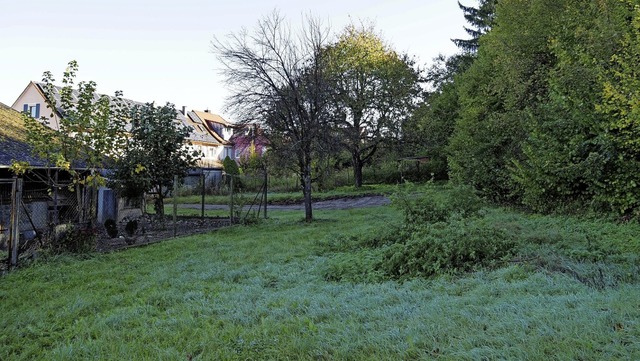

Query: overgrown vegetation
left=320, top=184, right=640, bottom=290
left=410, top=0, right=640, bottom=216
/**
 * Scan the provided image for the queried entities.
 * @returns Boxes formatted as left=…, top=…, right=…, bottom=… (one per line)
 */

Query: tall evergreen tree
left=452, top=0, right=497, bottom=53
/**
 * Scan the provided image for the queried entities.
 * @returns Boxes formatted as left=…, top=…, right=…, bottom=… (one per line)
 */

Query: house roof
left=192, top=110, right=232, bottom=126
left=0, top=103, right=48, bottom=167
left=178, top=111, right=222, bottom=145
left=187, top=111, right=230, bottom=145
left=22, top=82, right=225, bottom=145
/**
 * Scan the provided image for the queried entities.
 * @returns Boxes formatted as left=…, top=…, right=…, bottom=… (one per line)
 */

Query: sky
left=0, top=0, right=470, bottom=120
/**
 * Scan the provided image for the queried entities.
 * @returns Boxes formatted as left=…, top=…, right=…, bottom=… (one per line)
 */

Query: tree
left=20, top=60, right=128, bottom=224
left=597, top=0, right=640, bottom=216
left=452, top=0, right=497, bottom=53
left=324, top=24, right=421, bottom=187
left=448, top=0, right=562, bottom=202
left=111, top=102, right=199, bottom=218
left=507, top=0, right=634, bottom=214
left=212, top=11, right=333, bottom=222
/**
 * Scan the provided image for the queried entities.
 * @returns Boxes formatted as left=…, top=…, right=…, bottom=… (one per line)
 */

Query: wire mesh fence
left=1, top=174, right=100, bottom=270
left=2, top=168, right=270, bottom=270
left=173, top=169, right=268, bottom=222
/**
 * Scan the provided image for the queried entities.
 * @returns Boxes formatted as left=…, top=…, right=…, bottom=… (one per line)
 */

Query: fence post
left=200, top=169, right=205, bottom=220
left=173, top=175, right=178, bottom=238
left=229, top=175, right=234, bottom=223
left=9, top=176, right=22, bottom=269
left=263, top=169, right=268, bottom=219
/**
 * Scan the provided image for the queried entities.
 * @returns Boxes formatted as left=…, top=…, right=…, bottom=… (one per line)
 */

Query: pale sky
left=0, top=0, right=470, bottom=120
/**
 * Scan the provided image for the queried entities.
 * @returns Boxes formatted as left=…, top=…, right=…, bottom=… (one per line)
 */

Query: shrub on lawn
left=380, top=217, right=516, bottom=279
left=391, top=182, right=484, bottom=225
left=322, top=184, right=516, bottom=281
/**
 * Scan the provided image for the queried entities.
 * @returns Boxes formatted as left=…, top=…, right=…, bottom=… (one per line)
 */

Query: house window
left=235, top=149, right=241, bottom=159
left=23, top=103, right=40, bottom=118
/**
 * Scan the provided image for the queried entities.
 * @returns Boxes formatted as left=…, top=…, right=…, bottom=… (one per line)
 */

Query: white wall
left=12, top=83, right=60, bottom=130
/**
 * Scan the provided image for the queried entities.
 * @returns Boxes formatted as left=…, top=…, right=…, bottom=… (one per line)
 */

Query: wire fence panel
left=0, top=180, right=14, bottom=258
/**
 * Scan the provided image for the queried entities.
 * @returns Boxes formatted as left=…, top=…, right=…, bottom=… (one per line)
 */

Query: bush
left=321, top=183, right=515, bottom=281
left=392, top=182, right=484, bottom=224
left=380, top=217, right=516, bottom=279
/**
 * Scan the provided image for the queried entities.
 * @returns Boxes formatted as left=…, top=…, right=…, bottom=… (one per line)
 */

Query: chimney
left=204, top=108, right=210, bottom=113
left=181, top=106, right=186, bottom=115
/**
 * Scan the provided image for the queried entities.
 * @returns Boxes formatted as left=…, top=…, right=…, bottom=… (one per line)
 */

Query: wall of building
left=12, top=83, right=60, bottom=130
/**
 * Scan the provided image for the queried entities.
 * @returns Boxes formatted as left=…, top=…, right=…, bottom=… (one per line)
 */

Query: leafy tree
left=20, top=60, right=128, bottom=224
left=324, top=24, right=422, bottom=187
left=212, top=11, right=333, bottom=221
left=512, top=0, right=633, bottom=213
left=111, top=102, right=199, bottom=218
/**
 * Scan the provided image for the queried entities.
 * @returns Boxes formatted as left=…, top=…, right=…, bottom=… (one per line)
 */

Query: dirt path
left=180, top=195, right=391, bottom=211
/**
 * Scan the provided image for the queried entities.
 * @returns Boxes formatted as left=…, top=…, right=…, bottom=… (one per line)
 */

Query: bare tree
left=212, top=11, right=333, bottom=222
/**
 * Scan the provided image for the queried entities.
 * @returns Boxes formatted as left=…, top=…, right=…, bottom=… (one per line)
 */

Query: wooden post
left=200, top=170, right=205, bottom=220
left=53, top=169, right=59, bottom=225
left=173, top=175, right=178, bottom=238
left=263, top=169, right=268, bottom=219
left=9, top=177, right=22, bottom=269
left=229, top=175, right=234, bottom=223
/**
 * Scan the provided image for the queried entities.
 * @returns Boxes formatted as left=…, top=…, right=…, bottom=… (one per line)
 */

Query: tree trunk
left=155, top=184, right=165, bottom=219
left=302, top=162, right=313, bottom=222
left=353, top=153, right=364, bottom=188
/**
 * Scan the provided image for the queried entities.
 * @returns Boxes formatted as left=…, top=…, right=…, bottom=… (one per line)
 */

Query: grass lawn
left=1, top=205, right=639, bottom=360
left=169, top=184, right=398, bottom=205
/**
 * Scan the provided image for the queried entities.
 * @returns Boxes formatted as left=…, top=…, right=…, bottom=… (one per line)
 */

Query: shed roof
left=0, top=103, right=48, bottom=167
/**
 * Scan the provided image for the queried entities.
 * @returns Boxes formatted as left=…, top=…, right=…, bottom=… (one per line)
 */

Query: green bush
left=379, top=217, right=516, bottom=279
left=392, top=183, right=484, bottom=224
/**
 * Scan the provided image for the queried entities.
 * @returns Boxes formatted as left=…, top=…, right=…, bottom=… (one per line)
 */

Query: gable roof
left=192, top=110, right=232, bottom=126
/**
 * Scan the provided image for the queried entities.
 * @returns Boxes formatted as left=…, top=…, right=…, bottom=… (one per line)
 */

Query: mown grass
left=1, top=205, right=639, bottom=360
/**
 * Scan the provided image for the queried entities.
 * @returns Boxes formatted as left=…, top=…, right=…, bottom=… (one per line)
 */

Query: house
left=187, top=110, right=235, bottom=160
left=230, top=124, right=269, bottom=163
left=12, top=81, right=234, bottom=170
left=182, top=110, right=233, bottom=168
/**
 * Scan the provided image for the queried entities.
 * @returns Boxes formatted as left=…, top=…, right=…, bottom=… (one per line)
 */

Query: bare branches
left=211, top=11, right=333, bottom=221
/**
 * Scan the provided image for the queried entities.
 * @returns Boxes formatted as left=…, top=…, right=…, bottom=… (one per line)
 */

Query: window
left=23, top=103, right=40, bottom=118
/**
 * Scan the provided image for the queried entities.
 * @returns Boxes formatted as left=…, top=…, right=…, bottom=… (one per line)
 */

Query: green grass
left=1, top=205, right=639, bottom=360
left=169, top=184, right=398, bottom=205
